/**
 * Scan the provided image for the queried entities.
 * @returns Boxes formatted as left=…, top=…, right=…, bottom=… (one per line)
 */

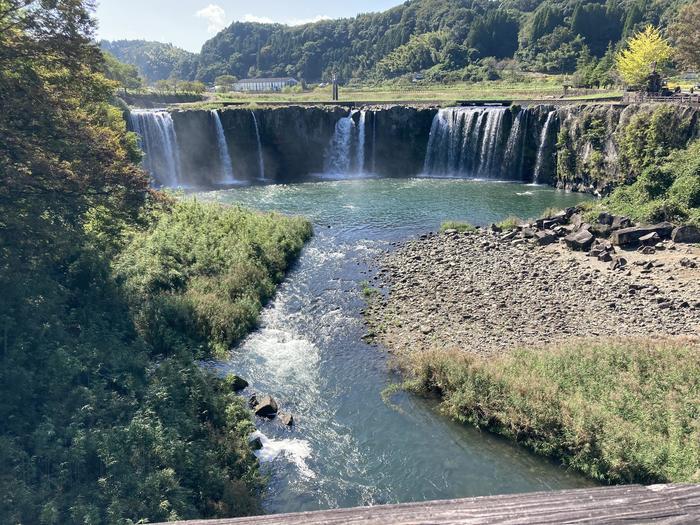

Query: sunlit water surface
left=198, top=178, right=594, bottom=513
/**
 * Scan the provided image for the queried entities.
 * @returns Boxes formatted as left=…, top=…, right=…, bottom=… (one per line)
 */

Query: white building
left=233, top=77, right=299, bottom=92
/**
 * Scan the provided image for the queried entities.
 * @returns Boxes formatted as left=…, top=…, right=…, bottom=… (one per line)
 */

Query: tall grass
left=402, top=338, right=700, bottom=484
left=115, top=200, right=313, bottom=357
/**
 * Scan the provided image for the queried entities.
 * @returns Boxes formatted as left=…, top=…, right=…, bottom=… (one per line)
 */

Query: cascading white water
left=128, top=109, right=182, bottom=187
left=356, top=111, right=366, bottom=174
left=251, top=111, right=265, bottom=180
left=211, top=110, right=236, bottom=184
left=424, top=107, right=514, bottom=179
left=324, top=109, right=368, bottom=175
left=371, top=112, right=377, bottom=173
left=533, top=111, right=557, bottom=184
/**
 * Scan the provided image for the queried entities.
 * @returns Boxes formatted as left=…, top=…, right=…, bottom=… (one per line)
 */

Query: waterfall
left=533, top=111, right=557, bottom=184
left=211, top=110, right=236, bottom=183
left=324, top=110, right=368, bottom=175
left=356, top=110, right=366, bottom=174
left=251, top=111, right=265, bottom=180
left=424, top=107, right=512, bottom=179
left=371, top=111, right=377, bottom=173
left=128, top=109, right=181, bottom=187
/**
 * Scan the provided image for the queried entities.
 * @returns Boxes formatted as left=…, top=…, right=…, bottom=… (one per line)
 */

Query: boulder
left=598, top=212, right=614, bottom=225
left=671, top=225, right=700, bottom=244
left=609, top=256, right=628, bottom=271
left=253, top=396, right=279, bottom=418
left=249, top=436, right=263, bottom=451
left=639, top=232, right=661, bottom=245
left=225, top=374, right=249, bottom=392
left=611, top=215, right=632, bottom=230
left=590, top=223, right=612, bottom=237
left=279, top=412, right=294, bottom=426
left=611, top=222, right=674, bottom=246
left=564, top=229, right=594, bottom=251
left=248, top=394, right=258, bottom=409
left=489, top=223, right=502, bottom=233
left=521, top=227, right=536, bottom=239
left=535, top=230, right=557, bottom=246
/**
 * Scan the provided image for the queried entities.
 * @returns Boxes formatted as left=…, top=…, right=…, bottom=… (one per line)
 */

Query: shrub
left=440, top=221, right=477, bottom=233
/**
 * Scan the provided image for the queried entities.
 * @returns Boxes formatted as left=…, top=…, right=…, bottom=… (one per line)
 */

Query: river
left=199, top=178, right=595, bottom=513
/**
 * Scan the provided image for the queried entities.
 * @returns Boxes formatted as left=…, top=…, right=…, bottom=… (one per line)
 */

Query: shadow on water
left=199, top=178, right=596, bottom=514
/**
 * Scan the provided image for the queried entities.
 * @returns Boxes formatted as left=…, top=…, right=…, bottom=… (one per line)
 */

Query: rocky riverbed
left=365, top=229, right=700, bottom=356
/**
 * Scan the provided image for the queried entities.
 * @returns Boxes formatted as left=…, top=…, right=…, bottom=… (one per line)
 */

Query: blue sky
left=95, top=0, right=401, bottom=52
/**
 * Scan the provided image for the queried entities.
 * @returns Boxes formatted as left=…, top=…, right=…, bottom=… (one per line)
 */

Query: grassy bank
left=402, top=338, right=700, bottom=484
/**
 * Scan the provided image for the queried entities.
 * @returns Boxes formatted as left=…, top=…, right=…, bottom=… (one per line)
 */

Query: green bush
left=403, top=338, right=700, bottom=484
left=607, top=140, right=700, bottom=224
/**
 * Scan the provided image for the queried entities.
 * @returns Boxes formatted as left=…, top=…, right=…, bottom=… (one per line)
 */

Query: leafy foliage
left=615, top=25, right=673, bottom=87
left=608, top=139, right=700, bottom=224
left=669, top=0, right=700, bottom=71
left=0, top=1, right=311, bottom=522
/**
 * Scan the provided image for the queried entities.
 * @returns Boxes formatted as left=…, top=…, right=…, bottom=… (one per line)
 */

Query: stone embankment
left=366, top=210, right=700, bottom=356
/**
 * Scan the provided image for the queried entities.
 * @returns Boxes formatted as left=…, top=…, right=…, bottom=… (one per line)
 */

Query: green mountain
left=103, top=0, right=690, bottom=84
left=100, top=39, right=197, bottom=82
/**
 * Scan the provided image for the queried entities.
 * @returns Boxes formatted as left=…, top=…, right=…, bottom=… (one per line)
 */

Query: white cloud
left=242, top=14, right=274, bottom=24
left=196, top=4, right=229, bottom=34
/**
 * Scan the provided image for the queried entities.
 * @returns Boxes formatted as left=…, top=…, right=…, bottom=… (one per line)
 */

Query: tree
left=615, top=25, right=673, bottom=87
left=669, top=0, right=700, bottom=71
left=215, top=74, right=237, bottom=92
left=103, top=51, right=143, bottom=91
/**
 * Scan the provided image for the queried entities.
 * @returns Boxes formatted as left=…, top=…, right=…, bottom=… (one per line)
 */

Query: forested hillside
left=102, top=0, right=691, bottom=84
left=101, top=39, right=198, bottom=82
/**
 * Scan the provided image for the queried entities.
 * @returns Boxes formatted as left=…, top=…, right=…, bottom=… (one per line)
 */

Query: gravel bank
left=366, top=230, right=700, bottom=356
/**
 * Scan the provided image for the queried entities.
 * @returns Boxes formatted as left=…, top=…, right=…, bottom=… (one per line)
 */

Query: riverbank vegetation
left=402, top=338, right=700, bottom=484
left=0, top=2, right=311, bottom=522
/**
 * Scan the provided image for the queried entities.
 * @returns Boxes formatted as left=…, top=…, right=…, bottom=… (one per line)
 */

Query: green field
left=175, top=76, right=621, bottom=109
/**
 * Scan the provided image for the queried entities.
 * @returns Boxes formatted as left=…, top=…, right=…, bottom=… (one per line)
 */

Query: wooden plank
left=156, top=484, right=700, bottom=525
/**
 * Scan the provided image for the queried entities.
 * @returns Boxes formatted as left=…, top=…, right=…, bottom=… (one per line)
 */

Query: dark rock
left=638, top=246, right=656, bottom=255
left=225, top=374, right=249, bottom=392
left=564, top=229, right=594, bottom=251
left=680, top=257, right=698, bottom=268
left=501, top=230, right=517, bottom=241
left=570, top=213, right=584, bottom=230
left=489, top=223, right=502, bottom=233
left=535, top=230, right=557, bottom=246
left=609, top=256, right=628, bottom=271
left=279, top=412, right=294, bottom=426
left=248, top=394, right=258, bottom=409
left=611, top=223, right=674, bottom=246
left=671, top=225, right=700, bottom=244
left=611, top=216, right=632, bottom=230
left=598, top=252, right=613, bottom=263
left=639, top=232, right=661, bottom=245
left=590, top=223, right=612, bottom=237
left=249, top=436, right=263, bottom=451
left=253, top=396, right=279, bottom=418
left=598, top=212, right=614, bottom=225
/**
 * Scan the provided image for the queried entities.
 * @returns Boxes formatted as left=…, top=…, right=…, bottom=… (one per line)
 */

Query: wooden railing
left=156, top=484, right=700, bottom=524
left=623, top=92, right=700, bottom=105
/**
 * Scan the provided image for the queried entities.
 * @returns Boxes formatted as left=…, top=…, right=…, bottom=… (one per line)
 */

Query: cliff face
left=554, top=104, right=700, bottom=195
left=138, top=103, right=699, bottom=191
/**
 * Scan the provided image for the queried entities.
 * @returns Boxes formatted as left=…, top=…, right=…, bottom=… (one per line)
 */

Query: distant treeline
left=101, top=0, right=691, bottom=84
